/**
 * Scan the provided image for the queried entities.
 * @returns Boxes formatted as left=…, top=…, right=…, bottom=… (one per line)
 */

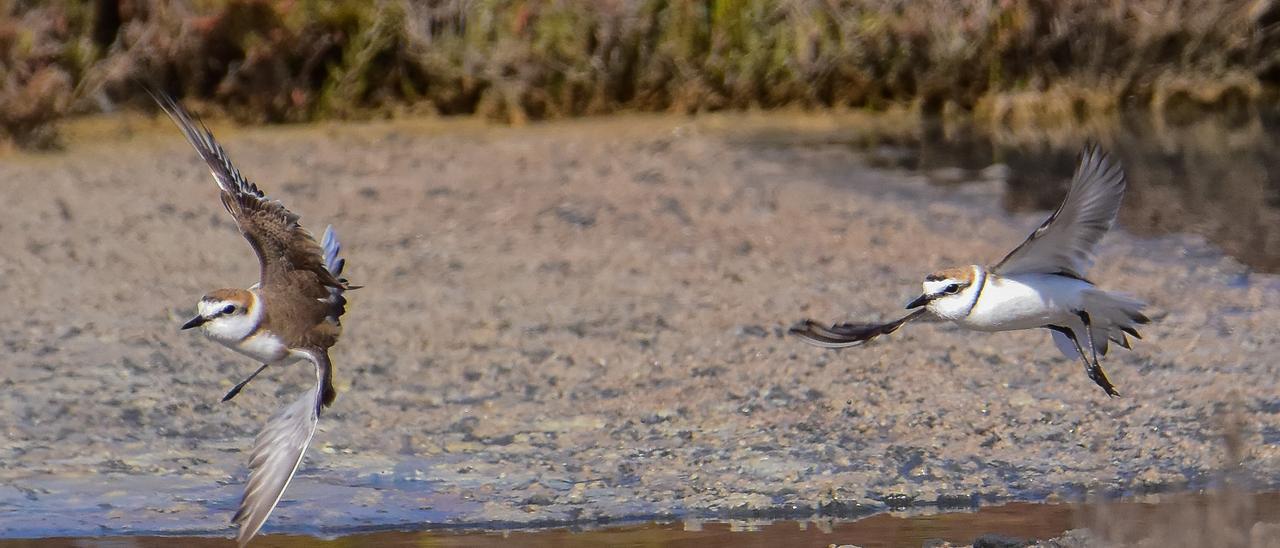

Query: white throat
left=926, top=266, right=987, bottom=320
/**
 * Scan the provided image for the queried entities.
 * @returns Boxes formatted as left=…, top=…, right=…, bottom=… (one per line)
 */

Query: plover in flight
left=155, top=92, right=358, bottom=545
left=790, top=145, right=1149, bottom=396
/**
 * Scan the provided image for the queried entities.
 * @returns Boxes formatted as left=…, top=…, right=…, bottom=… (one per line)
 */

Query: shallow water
left=735, top=111, right=1280, bottom=274
left=0, top=501, right=1080, bottom=546
left=6, top=491, right=1280, bottom=547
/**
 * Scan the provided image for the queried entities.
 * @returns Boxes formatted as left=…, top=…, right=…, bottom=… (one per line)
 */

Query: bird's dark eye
left=944, top=284, right=960, bottom=294
left=222, top=305, right=236, bottom=315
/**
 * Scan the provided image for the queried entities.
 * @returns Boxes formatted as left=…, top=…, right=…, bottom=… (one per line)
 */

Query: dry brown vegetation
left=0, top=0, right=1278, bottom=146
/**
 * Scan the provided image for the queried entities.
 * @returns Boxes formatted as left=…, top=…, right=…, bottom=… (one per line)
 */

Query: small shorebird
left=790, top=145, right=1149, bottom=396
left=155, top=92, right=357, bottom=545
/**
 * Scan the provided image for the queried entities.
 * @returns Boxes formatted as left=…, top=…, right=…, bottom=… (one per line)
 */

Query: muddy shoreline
left=1, top=114, right=1278, bottom=539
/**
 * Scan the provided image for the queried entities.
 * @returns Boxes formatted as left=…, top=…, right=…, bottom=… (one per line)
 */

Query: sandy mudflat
left=0, top=114, right=1277, bottom=536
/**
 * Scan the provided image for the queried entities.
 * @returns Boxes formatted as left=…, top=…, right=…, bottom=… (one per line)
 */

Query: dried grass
left=0, top=0, right=1277, bottom=147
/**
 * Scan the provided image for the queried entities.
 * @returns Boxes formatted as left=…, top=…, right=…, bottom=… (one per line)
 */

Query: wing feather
left=319, top=225, right=355, bottom=326
left=789, top=309, right=927, bottom=348
left=992, top=144, right=1126, bottom=279
left=232, top=349, right=332, bottom=546
left=151, top=90, right=344, bottom=293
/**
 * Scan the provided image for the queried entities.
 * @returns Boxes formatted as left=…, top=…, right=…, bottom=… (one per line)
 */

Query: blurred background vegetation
left=1, top=0, right=1278, bottom=147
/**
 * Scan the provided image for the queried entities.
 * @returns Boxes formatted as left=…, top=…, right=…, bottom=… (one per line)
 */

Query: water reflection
left=864, top=113, right=1280, bottom=273
left=13, top=491, right=1280, bottom=547
left=0, top=501, right=1074, bottom=547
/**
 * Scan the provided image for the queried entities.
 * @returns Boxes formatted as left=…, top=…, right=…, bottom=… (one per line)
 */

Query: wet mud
left=0, top=113, right=1277, bottom=540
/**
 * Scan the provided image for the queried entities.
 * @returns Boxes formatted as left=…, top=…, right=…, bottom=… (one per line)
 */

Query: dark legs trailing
left=223, top=363, right=270, bottom=402
left=1075, top=311, right=1119, bottom=396
left=1047, top=316, right=1119, bottom=397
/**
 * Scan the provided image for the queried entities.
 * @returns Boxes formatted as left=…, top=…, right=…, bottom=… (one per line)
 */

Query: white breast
left=959, top=274, right=1088, bottom=331
left=232, top=331, right=291, bottom=363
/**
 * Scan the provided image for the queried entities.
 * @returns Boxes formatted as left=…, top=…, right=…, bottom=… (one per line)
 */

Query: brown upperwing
left=230, top=196, right=347, bottom=349
left=215, top=166, right=345, bottom=349
left=221, top=188, right=340, bottom=277
left=258, top=283, right=342, bottom=350
left=153, top=90, right=346, bottom=348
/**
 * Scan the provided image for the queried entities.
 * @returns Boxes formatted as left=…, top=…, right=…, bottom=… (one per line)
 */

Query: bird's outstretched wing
left=992, top=144, right=1127, bottom=279
left=789, top=309, right=928, bottom=348
left=232, top=348, right=333, bottom=546
left=150, top=90, right=344, bottom=294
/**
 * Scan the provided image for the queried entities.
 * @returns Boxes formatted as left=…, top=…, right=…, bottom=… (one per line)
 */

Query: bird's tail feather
left=1081, top=289, right=1149, bottom=357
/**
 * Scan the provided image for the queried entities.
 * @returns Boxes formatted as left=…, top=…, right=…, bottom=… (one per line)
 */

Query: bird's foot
left=1086, top=362, right=1120, bottom=397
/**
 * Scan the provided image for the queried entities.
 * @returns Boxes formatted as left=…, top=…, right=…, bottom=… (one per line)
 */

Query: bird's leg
left=1073, top=312, right=1118, bottom=397
left=222, top=363, right=270, bottom=402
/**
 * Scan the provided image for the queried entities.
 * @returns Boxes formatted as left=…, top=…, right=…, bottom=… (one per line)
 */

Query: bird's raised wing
left=992, top=145, right=1127, bottom=279
left=151, top=91, right=342, bottom=293
left=232, top=348, right=332, bottom=546
left=789, top=309, right=928, bottom=348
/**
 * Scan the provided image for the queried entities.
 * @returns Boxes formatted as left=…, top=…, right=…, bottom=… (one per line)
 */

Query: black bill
left=905, top=294, right=931, bottom=309
left=181, top=315, right=207, bottom=330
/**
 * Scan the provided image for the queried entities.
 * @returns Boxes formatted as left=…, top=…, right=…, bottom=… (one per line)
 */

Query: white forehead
left=197, top=299, right=232, bottom=315
left=923, top=279, right=958, bottom=294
